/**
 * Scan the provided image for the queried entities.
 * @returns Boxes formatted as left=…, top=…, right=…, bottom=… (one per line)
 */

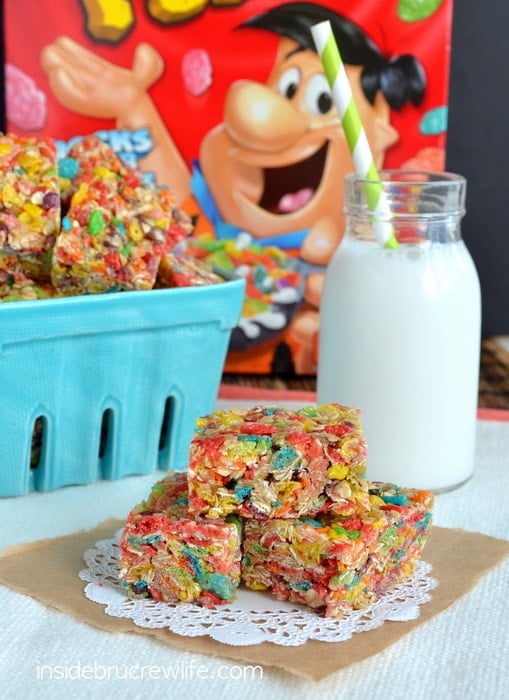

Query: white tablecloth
left=1, top=400, right=508, bottom=700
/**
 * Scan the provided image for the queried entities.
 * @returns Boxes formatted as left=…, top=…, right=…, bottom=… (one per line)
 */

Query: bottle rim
left=345, top=169, right=466, bottom=186
left=344, top=169, right=466, bottom=219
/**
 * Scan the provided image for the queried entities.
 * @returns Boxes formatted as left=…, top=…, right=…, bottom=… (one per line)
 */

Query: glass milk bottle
left=317, top=171, right=481, bottom=491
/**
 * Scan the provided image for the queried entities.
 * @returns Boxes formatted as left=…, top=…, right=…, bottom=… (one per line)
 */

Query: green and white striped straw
left=311, top=20, right=399, bottom=249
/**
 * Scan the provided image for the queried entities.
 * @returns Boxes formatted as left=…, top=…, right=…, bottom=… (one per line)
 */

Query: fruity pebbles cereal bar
left=242, top=482, right=434, bottom=618
left=119, top=471, right=242, bottom=607
left=0, top=132, right=60, bottom=280
left=187, top=404, right=370, bottom=520
left=52, top=175, right=192, bottom=294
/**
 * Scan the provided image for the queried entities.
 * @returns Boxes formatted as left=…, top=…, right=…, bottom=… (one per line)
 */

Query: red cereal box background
left=2, top=0, right=454, bottom=375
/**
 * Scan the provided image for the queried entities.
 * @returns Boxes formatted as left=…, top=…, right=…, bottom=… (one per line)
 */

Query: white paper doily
left=79, top=530, right=438, bottom=647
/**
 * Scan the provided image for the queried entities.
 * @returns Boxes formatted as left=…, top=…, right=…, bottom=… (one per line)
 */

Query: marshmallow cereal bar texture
left=241, top=482, right=434, bottom=618
left=119, top=471, right=242, bottom=607
left=52, top=141, right=192, bottom=293
left=0, top=133, right=60, bottom=280
left=187, top=404, right=370, bottom=520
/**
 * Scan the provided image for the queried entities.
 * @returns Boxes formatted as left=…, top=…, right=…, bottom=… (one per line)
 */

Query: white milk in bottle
left=317, top=171, right=481, bottom=491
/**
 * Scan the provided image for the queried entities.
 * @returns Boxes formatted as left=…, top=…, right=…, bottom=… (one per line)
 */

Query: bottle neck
left=344, top=170, right=466, bottom=244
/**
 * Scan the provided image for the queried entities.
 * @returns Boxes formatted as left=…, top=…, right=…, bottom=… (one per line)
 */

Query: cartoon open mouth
left=258, top=142, right=328, bottom=214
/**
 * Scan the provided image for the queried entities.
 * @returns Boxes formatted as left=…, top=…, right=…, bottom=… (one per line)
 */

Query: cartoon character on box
left=40, top=2, right=426, bottom=374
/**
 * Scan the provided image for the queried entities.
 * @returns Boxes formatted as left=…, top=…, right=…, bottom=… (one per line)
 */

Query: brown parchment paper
left=0, top=520, right=507, bottom=681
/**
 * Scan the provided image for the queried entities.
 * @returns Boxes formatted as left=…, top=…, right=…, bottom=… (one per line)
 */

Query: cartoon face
left=200, top=37, right=398, bottom=265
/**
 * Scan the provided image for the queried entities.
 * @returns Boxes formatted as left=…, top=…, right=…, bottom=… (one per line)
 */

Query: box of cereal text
left=1, top=0, right=454, bottom=375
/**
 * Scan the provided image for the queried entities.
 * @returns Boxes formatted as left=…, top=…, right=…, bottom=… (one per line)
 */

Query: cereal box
left=2, top=0, right=454, bottom=375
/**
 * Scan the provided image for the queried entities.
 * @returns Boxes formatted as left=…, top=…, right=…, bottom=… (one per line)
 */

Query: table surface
left=1, top=398, right=508, bottom=700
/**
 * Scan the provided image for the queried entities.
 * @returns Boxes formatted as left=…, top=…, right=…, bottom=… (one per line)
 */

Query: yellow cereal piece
left=21, top=202, right=43, bottom=220
left=371, top=516, right=389, bottom=530
left=327, top=464, right=349, bottom=480
left=245, top=580, right=268, bottom=591
left=290, top=540, right=323, bottom=565
left=316, top=404, right=341, bottom=421
left=2, top=183, right=22, bottom=207
left=128, top=221, right=144, bottom=242
left=173, top=574, right=202, bottom=603
left=93, top=166, right=117, bottom=179
left=130, top=563, right=153, bottom=582
left=340, top=437, right=363, bottom=460
left=224, top=240, right=240, bottom=255
left=72, top=182, right=89, bottom=206
left=276, top=481, right=301, bottom=500
left=215, top=410, right=244, bottom=427
left=17, top=154, right=40, bottom=177
left=265, top=246, right=287, bottom=264
left=225, top=440, right=265, bottom=464
left=299, top=418, right=316, bottom=432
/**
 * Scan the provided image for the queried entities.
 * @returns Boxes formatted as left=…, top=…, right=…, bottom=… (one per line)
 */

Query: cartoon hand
left=301, top=217, right=341, bottom=267
left=303, top=271, right=323, bottom=310
left=40, top=37, right=164, bottom=119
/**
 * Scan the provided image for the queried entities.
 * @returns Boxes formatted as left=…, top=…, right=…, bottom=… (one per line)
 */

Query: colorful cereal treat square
left=242, top=483, right=434, bottom=618
left=187, top=404, right=370, bottom=520
left=0, top=132, right=60, bottom=280
left=118, top=471, right=242, bottom=607
left=51, top=178, right=191, bottom=294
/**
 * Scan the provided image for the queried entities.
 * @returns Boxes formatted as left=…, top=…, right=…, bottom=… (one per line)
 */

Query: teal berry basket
left=0, top=277, right=245, bottom=497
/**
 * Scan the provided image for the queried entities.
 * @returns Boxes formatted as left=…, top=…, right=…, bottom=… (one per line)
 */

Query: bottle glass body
left=317, top=171, right=482, bottom=491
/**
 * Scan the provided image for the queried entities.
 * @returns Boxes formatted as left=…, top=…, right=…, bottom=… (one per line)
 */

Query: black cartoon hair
left=240, top=2, right=426, bottom=110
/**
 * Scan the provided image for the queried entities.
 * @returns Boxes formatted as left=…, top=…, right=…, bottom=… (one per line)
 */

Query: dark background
left=446, top=0, right=509, bottom=336
left=0, top=1, right=507, bottom=336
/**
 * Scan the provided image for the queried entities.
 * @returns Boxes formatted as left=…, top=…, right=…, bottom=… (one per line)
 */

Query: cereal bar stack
left=119, top=404, right=434, bottom=616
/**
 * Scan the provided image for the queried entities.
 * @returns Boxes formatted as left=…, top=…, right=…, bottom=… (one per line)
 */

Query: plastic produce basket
left=0, top=278, right=245, bottom=497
